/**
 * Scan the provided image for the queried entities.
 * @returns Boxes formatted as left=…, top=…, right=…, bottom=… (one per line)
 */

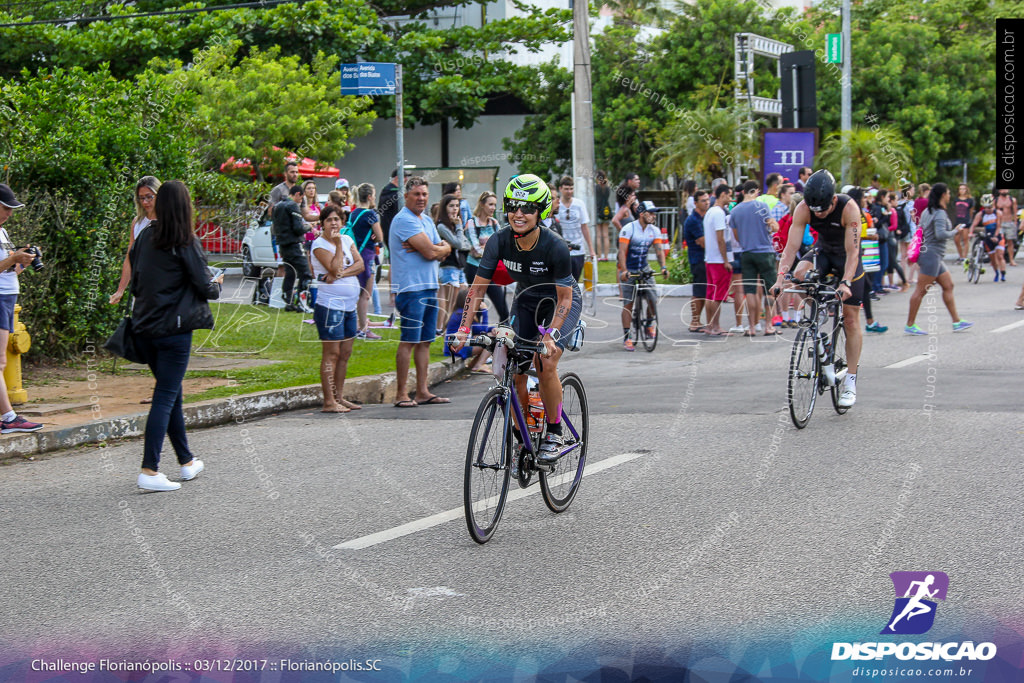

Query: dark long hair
left=438, top=194, right=461, bottom=231
left=151, top=180, right=195, bottom=250
left=928, top=182, right=949, bottom=212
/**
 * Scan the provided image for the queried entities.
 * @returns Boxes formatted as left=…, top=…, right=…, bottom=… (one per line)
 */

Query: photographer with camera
left=0, top=184, right=43, bottom=433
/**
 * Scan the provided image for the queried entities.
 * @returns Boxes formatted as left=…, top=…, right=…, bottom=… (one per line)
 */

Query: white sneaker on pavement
left=138, top=472, right=181, bottom=491
left=838, top=386, right=857, bottom=408
left=180, top=459, right=205, bottom=481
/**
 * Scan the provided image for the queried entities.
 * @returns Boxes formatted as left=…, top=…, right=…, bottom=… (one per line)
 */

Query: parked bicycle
left=783, top=269, right=850, bottom=429
left=463, top=324, right=589, bottom=544
left=626, top=266, right=659, bottom=352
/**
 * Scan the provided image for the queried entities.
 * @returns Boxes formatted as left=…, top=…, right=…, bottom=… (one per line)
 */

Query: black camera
left=15, top=246, right=44, bottom=272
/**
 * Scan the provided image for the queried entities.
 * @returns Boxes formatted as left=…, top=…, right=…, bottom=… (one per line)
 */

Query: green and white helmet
left=503, top=174, right=553, bottom=220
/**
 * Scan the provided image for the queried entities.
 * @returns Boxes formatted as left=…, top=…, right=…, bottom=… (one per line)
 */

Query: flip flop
left=394, top=399, right=418, bottom=408
left=418, top=395, right=451, bottom=405
left=688, top=326, right=706, bottom=333
left=763, top=329, right=781, bottom=336
left=1015, top=305, right=1024, bottom=310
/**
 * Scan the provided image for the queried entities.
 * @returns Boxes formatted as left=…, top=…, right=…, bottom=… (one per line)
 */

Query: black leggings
left=464, top=262, right=510, bottom=323
left=886, top=239, right=906, bottom=283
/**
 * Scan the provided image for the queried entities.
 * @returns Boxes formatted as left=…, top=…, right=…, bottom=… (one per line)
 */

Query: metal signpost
left=341, top=62, right=403, bottom=208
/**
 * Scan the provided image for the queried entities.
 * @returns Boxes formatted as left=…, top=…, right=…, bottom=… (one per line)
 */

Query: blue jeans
left=138, top=332, right=195, bottom=472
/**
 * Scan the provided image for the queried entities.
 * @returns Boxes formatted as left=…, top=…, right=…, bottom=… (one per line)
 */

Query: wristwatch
left=840, top=279, right=852, bottom=288
left=541, top=327, right=561, bottom=343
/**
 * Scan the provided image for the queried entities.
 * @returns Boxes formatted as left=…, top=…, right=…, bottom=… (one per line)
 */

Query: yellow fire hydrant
left=4, top=304, right=30, bottom=405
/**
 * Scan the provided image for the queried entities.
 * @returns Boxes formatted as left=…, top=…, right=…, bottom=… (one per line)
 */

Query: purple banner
left=761, top=129, right=818, bottom=191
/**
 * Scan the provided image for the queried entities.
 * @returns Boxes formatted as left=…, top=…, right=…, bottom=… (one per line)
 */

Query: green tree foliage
left=0, top=0, right=571, bottom=132
left=150, top=42, right=376, bottom=182
left=816, top=126, right=913, bottom=188
left=801, top=0, right=1012, bottom=184
left=501, top=62, right=573, bottom=180
left=653, top=106, right=761, bottom=185
left=0, top=67, right=237, bottom=358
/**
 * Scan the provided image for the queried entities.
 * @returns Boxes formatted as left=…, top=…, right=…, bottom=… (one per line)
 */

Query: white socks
left=1, top=411, right=16, bottom=423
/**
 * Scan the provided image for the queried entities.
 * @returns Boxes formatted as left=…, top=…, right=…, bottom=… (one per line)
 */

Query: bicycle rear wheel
left=830, top=320, right=850, bottom=415
left=638, top=290, right=658, bottom=352
left=540, top=372, right=588, bottom=512
left=464, top=387, right=512, bottom=544
left=788, top=327, right=818, bottom=429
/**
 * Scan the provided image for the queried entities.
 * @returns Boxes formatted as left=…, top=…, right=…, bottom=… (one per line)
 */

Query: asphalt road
left=2, top=271, right=1023, bottom=680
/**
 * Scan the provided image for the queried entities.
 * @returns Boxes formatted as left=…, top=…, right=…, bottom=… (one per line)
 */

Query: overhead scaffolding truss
left=734, top=33, right=794, bottom=120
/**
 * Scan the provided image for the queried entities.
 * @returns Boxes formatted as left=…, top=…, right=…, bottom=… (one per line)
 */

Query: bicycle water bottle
left=527, top=390, right=545, bottom=433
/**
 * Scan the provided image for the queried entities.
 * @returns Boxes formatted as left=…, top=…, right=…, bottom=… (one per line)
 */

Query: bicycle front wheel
left=788, top=327, right=818, bottom=429
left=540, top=372, right=589, bottom=512
left=464, top=387, right=513, bottom=544
left=638, top=290, right=658, bottom=352
left=830, top=321, right=850, bottom=415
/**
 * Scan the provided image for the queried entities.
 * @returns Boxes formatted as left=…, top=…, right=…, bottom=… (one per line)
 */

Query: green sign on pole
left=826, top=33, right=842, bottom=63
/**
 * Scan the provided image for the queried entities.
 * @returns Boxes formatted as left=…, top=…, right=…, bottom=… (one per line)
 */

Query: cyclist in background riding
left=452, top=174, right=583, bottom=466
left=970, top=194, right=1005, bottom=280
left=773, top=170, right=865, bottom=409
left=617, top=200, right=668, bottom=351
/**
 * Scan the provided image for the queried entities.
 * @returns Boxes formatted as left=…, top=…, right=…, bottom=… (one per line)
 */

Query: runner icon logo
left=881, top=571, right=949, bottom=635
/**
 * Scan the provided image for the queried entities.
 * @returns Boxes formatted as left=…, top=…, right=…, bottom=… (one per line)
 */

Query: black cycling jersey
left=809, top=193, right=853, bottom=253
left=477, top=226, right=576, bottom=303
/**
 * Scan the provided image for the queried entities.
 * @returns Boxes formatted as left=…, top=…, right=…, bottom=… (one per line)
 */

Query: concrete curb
left=0, top=358, right=467, bottom=461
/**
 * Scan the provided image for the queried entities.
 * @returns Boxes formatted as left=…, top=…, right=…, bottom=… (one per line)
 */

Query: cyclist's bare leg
left=621, top=299, right=633, bottom=333
left=792, top=259, right=813, bottom=281
left=842, top=304, right=862, bottom=374
left=906, top=273, right=937, bottom=327
left=535, top=349, right=564, bottom=426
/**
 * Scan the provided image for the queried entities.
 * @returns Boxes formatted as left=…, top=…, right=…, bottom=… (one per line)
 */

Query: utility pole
left=395, top=63, right=405, bottom=210
left=841, top=0, right=851, bottom=182
left=572, top=0, right=595, bottom=233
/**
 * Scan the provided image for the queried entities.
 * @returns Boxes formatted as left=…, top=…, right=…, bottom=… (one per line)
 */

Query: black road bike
left=783, top=270, right=851, bottom=429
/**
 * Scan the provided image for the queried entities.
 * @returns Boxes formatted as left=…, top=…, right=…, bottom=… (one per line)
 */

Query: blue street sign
left=341, top=63, right=397, bottom=96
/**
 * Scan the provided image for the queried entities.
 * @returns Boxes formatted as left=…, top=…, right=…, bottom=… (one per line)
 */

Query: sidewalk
left=0, top=355, right=467, bottom=462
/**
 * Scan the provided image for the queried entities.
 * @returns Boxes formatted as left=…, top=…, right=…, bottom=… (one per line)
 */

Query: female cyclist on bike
left=452, top=174, right=583, bottom=465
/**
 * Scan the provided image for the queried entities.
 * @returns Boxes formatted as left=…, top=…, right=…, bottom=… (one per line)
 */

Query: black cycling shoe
left=536, top=433, right=565, bottom=466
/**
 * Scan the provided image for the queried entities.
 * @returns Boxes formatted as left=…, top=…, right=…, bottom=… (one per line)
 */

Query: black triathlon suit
left=799, top=193, right=865, bottom=307
left=476, top=226, right=583, bottom=350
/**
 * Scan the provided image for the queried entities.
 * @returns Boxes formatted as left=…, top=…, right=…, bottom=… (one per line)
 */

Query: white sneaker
left=180, top=459, right=205, bottom=481
left=729, top=325, right=747, bottom=334
left=138, top=472, right=181, bottom=491
left=838, top=386, right=857, bottom=408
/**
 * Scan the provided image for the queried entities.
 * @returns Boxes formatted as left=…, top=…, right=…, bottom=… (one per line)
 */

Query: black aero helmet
left=804, top=169, right=836, bottom=212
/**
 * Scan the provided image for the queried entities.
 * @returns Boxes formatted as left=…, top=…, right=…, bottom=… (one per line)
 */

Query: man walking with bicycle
left=617, top=200, right=667, bottom=351
left=773, top=170, right=865, bottom=408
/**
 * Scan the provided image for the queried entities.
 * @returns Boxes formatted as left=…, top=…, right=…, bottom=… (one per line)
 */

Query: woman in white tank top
left=110, top=176, right=160, bottom=305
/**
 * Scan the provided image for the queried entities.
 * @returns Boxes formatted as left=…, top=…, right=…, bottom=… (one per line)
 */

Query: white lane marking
left=990, top=320, right=1024, bottom=334
left=885, top=354, right=931, bottom=369
left=333, top=451, right=648, bottom=550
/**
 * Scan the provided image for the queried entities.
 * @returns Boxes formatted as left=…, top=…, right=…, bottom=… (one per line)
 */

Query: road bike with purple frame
left=463, top=324, right=589, bottom=544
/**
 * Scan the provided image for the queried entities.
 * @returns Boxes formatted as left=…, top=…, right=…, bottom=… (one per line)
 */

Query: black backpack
left=894, top=201, right=912, bottom=240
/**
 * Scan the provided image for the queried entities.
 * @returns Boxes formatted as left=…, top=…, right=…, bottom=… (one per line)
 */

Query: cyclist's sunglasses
left=504, top=199, right=544, bottom=215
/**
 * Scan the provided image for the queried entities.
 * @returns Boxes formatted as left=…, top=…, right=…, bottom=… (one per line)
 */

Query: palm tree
left=653, top=105, right=764, bottom=186
left=816, top=126, right=914, bottom=188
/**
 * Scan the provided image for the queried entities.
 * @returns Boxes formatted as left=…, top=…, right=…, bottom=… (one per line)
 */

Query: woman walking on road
left=131, top=181, right=223, bottom=491
left=904, top=183, right=973, bottom=335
